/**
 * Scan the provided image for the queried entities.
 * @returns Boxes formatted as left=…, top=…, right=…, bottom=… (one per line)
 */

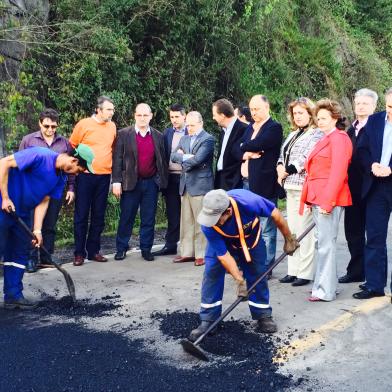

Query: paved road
left=1, top=216, right=391, bottom=391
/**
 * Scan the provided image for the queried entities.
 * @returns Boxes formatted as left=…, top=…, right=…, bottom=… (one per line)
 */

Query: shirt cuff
left=182, top=154, right=194, bottom=161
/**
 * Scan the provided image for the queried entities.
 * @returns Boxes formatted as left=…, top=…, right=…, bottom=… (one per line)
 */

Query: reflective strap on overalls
left=212, top=197, right=261, bottom=262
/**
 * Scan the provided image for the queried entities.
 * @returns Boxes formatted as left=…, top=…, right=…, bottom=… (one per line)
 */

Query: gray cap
left=197, top=189, right=230, bottom=227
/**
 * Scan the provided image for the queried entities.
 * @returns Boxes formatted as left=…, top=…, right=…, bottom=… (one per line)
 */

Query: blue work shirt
left=0, top=147, right=66, bottom=214
left=202, top=189, right=275, bottom=257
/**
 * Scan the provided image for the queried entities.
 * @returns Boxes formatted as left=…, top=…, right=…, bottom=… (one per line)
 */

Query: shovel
left=181, top=222, right=316, bottom=361
left=11, top=212, right=76, bottom=302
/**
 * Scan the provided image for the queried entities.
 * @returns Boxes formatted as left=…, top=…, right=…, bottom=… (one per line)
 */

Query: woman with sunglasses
left=300, top=99, right=352, bottom=302
left=277, top=98, right=323, bottom=286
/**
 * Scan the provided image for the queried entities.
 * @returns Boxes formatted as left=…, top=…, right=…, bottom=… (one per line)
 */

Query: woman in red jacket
left=300, top=99, right=352, bottom=301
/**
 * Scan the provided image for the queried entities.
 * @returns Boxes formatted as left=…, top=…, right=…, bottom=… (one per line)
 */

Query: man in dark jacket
left=112, top=103, right=168, bottom=261
left=212, top=98, right=247, bottom=190
left=234, top=95, right=283, bottom=271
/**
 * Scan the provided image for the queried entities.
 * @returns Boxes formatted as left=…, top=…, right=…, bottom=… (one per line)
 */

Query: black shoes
left=291, top=278, right=310, bottom=286
left=4, top=297, right=38, bottom=310
left=152, top=246, right=177, bottom=256
left=359, top=283, right=366, bottom=291
left=257, top=317, right=278, bottom=333
left=188, top=321, right=215, bottom=342
left=338, top=274, right=364, bottom=284
left=279, top=275, right=296, bottom=283
left=141, top=250, right=154, bottom=261
left=114, top=250, right=127, bottom=260
left=352, top=289, right=385, bottom=300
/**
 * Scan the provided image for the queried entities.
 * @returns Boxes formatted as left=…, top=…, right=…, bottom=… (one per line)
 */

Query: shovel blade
left=181, top=339, right=209, bottom=362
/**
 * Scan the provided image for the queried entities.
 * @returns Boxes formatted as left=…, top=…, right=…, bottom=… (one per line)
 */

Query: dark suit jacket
left=171, top=130, right=215, bottom=196
left=234, top=118, right=283, bottom=199
left=357, top=111, right=392, bottom=198
left=214, top=119, right=248, bottom=190
left=163, top=127, right=188, bottom=164
left=112, top=126, right=168, bottom=191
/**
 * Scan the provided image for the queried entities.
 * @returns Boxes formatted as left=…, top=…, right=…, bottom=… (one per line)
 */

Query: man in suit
left=171, top=111, right=215, bottom=266
left=153, top=104, right=187, bottom=257
left=339, top=89, right=378, bottom=284
left=112, top=103, right=168, bottom=262
left=212, top=98, right=247, bottom=190
left=235, top=95, right=283, bottom=270
left=353, top=88, right=392, bottom=300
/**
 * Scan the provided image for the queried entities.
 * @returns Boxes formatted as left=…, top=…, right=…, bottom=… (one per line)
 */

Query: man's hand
left=32, top=230, right=43, bottom=248
left=283, top=234, right=300, bottom=255
left=236, top=278, right=248, bottom=300
left=65, top=191, right=75, bottom=205
left=2, top=198, right=15, bottom=213
left=371, top=162, right=391, bottom=177
left=112, top=183, right=122, bottom=199
left=243, top=151, right=262, bottom=160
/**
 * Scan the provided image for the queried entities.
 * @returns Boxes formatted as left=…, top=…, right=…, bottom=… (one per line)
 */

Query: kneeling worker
left=189, top=188, right=298, bottom=340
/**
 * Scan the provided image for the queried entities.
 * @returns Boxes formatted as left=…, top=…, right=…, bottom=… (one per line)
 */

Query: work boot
left=188, top=321, right=215, bottom=342
left=4, top=297, right=38, bottom=310
left=26, top=259, right=38, bottom=273
left=256, top=316, right=278, bottom=334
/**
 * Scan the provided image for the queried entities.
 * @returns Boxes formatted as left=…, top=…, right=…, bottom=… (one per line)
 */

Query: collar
left=190, top=129, right=203, bottom=138
left=223, top=117, right=236, bottom=133
left=135, top=125, right=151, bottom=135
left=91, top=114, right=105, bottom=124
left=173, top=127, right=186, bottom=134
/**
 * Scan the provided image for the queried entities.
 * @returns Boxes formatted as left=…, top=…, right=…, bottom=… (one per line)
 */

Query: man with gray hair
left=353, top=88, right=392, bottom=299
left=339, top=88, right=378, bottom=284
left=171, top=111, right=215, bottom=266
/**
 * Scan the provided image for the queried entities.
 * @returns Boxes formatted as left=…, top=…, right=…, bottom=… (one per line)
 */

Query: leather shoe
left=88, top=254, right=108, bottom=262
left=194, top=258, right=205, bottom=266
left=4, top=297, right=38, bottom=310
left=352, top=289, right=385, bottom=299
left=188, top=321, right=215, bottom=342
left=152, top=246, right=177, bottom=256
left=73, top=255, right=85, bottom=266
left=279, top=275, right=296, bottom=283
left=141, top=251, right=154, bottom=261
left=114, top=250, right=127, bottom=260
left=291, top=278, right=310, bottom=286
left=359, top=283, right=367, bottom=291
left=173, top=256, right=195, bottom=263
left=257, top=317, right=278, bottom=333
left=338, top=274, right=364, bottom=284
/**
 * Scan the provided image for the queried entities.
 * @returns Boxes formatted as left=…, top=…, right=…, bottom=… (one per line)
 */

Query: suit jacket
left=356, top=111, right=392, bottom=199
left=234, top=118, right=283, bottom=199
left=300, top=129, right=352, bottom=214
left=112, top=126, right=168, bottom=191
left=214, top=119, right=248, bottom=190
left=163, top=127, right=188, bottom=164
left=171, top=130, right=215, bottom=196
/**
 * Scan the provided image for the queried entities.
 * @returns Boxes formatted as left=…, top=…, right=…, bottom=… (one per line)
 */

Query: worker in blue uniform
left=189, top=188, right=299, bottom=340
left=0, top=145, right=94, bottom=309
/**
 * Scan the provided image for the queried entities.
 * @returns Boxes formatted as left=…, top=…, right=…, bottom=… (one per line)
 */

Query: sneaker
left=4, top=297, right=38, bottom=310
left=257, top=316, right=278, bottom=333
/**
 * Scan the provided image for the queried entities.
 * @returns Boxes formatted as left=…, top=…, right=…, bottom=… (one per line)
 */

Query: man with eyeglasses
left=70, top=96, right=117, bottom=266
left=19, top=108, right=75, bottom=272
left=112, top=103, right=168, bottom=262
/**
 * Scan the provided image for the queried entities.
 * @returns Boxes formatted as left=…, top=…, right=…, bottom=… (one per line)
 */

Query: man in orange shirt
left=69, top=96, right=116, bottom=266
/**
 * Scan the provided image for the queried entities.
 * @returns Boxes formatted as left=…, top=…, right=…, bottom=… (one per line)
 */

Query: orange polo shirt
left=69, top=116, right=116, bottom=174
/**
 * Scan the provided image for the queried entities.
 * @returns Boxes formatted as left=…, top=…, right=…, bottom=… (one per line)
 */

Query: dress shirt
left=380, top=116, right=392, bottom=166
left=183, top=130, right=203, bottom=161
left=217, top=117, right=236, bottom=171
left=135, top=125, right=151, bottom=136
left=168, top=128, right=186, bottom=173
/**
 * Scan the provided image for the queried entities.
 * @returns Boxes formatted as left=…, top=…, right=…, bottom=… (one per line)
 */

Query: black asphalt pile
left=153, top=310, right=307, bottom=391
left=36, top=295, right=121, bottom=318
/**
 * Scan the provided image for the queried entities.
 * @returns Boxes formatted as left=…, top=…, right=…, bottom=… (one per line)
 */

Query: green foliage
left=1, top=0, right=392, bottom=243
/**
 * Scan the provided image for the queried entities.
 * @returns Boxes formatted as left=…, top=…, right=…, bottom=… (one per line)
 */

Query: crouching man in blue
left=0, top=145, right=93, bottom=309
left=189, top=188, right=298, bottom=340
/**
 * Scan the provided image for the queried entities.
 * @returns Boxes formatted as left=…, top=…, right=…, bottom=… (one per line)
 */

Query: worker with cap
left=0, top=145, right=94, bottom=309
left=189, top=188, right=299, bottom=340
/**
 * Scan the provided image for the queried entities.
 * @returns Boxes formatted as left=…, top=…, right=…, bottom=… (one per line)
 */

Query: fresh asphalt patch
left=0, top=296, right=314, bottom=392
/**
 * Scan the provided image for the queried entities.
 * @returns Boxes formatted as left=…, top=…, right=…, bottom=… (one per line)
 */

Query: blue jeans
left=0, top=212, right=31, bottom=300
left=116, top=178, right=159, bottom=252
left=243, top=180, right=277, bottom=267
left=74, top=173, right=111, bottom=258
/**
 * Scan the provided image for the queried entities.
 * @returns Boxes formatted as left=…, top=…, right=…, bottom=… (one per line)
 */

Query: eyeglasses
left=42, top=124, right=58, bottom=129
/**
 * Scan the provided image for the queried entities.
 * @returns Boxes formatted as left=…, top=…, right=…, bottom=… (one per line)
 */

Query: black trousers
left=344, top=196, right=366, bottom=280
left=163, top=173, right=181, bottom=249
left=31, top=197, right=63, bottom=263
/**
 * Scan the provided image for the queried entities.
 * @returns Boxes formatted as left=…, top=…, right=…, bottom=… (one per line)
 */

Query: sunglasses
left=42, top=124, right=58, bottom=129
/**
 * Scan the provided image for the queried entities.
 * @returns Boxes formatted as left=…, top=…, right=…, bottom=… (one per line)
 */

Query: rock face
left=0, top=0, right=49, bottom=81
